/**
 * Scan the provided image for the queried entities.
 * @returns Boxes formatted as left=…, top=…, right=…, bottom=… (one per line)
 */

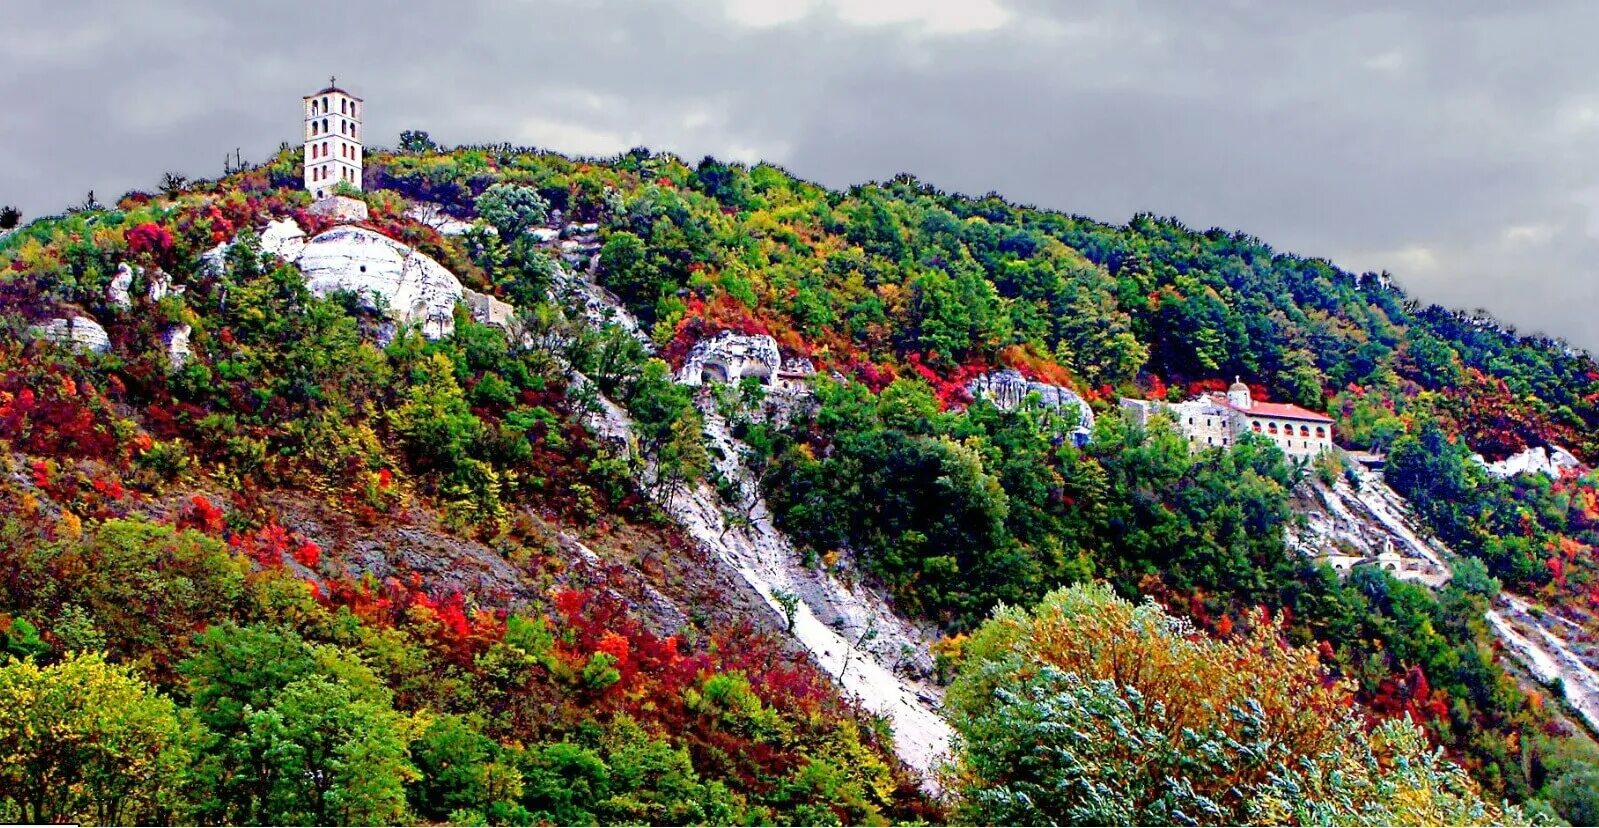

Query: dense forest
left=2, top=136, right=1598, bottom=824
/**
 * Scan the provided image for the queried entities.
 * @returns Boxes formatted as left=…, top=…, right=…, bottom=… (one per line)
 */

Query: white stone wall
left=1172, top=399, right=1236, bottom=450
left=1241, top=415, right=1332, bottom=459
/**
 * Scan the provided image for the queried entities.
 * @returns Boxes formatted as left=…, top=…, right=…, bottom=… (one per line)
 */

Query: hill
left=2, top=139, right=1597, bottom=824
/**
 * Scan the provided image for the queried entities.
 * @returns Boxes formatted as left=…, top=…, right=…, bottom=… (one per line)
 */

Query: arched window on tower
left=341, top=99, right=347, bottom=114
left=322, top=118, right=329, bottom=133
left=322, top=96, right=329, bottom=110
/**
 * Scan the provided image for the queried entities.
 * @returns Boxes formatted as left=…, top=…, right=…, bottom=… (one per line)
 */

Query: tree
left=407, top=714, right=525, bottom=822
left=0, top=205, right=19, bottom=230
left=475, top=182, right=549, bottom=240
left=0, top=652, right=190, bottom=825
left=181, top=624, right=422, bottom=825
left=946, top=583, right=1516, bottom=826
left=160, top=171, right=189, bottom=198
left=399, top=129, right=439, bottom=154
left=597, top=230, right=660, bottom=307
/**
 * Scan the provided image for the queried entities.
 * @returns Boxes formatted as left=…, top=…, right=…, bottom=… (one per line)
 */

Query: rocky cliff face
left=1291, top=457, right=1599, bottom=734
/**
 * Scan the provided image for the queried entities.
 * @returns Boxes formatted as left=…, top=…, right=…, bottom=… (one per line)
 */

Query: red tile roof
left=1207, top=393, right=1332, bottom=422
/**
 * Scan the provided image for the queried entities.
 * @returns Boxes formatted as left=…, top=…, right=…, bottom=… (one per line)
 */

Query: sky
left=3, top=0, right=1597, bottom=352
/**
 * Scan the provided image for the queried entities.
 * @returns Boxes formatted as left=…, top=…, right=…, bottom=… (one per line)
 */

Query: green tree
left=0, top=652, right=190, bottom=825
left=181, top=623, right=420, bottom=825
left=398, top=129, right=438, bottom=154
left=598, top=231, right=660, bottom=307
left=475, top=182, right=549, bottom=241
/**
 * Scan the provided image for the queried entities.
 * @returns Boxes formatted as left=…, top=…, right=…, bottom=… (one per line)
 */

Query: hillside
left=2, top=140, right=1598, bottom=824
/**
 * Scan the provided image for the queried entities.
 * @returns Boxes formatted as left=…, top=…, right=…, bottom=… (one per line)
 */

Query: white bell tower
left=303, top=77, right=363, bottom=199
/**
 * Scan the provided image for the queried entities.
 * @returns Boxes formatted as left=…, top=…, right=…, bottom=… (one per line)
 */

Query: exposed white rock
left=1476, top=445, right=1584, bottom=479
left=677, top=332, right=782, bottom=386
left=201, top=218, right=306, bottom=275
left=967, top=368, right=1094, bottom=443
left=260, top=218, right=307, bottom=261
left=35, top=315, right=111, bottom=354
left=463, top=288, right=515, bottom=328
left=1288, top=462, right=1451, bottom=587
left=147, top=269, right=175, bottom=303
left=404, top=203, right=476, bottom=236
left=163, top=324, right=192, bottom=369
left=560, top=269, right=951, bottom=785
left=530, top=227, right=560, bottom=243
left=108, top=263, right=135, bottom=308
left=295, top=225, right=464, bottom=339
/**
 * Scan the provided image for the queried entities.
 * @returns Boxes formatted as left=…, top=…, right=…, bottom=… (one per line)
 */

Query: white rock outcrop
left=108, top=263, right=135, bottom=308
left=677, top=332, right=782, bottom=386
left=201, top=218, right=306, bottom=274
left=35, top=315, right=111, bottom=354
left=967, top=368, right=1095, bottom=433
left=405, top=203, right=476, bottom=236
left=463, top=288, right=516, bottom=328
left=163, top=324, right=192, bottom=370
left=1477, top=445, right=1583, bottom=479
left=295, top=225, right=465, bottom=338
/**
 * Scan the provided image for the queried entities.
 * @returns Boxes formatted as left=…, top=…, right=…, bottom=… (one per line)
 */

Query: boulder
left=35, top=315, right=111, bottom=354
left=677, top=332, right=782, bottom=386
left=1480, top=445, right=1585, bottom=479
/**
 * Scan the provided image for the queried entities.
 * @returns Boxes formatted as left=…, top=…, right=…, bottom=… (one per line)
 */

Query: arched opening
left=741, top=360, right=775, bottom=385
left=699, top=362, right=730, bottom=384
left=1268, top=422, right=1278, bottom=434
left=1251, top=421, right=1261, bottom=432
left=1300, top=425, right=1311, bottom=437
left=1315, top=426, right=1326, bottom=439
left=322, top=118, right=329, bottom=133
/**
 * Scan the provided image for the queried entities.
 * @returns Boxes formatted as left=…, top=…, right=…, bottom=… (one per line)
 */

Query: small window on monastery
left=322, top=96, right=329, bottom=110
left=1299, top=425, right=1309, bottom=437
left=1268, top=423, right=1278, bottom=434
left=341, top=99, right=348, bottom=114
left=1316, top=426, right=1326, bottom=439
left=1251, top=421, right=1261, bottom=432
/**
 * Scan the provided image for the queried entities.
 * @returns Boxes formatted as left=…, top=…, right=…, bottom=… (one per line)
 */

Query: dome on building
left=1228, top=376, right=1249, bottom=393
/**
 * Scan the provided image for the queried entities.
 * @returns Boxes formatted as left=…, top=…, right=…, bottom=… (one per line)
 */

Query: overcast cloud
left=4, top=0, right=1597, bottom=351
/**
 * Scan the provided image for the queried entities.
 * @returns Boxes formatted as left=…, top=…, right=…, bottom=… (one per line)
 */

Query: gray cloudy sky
left=5, top=0, right=1598, bottom=351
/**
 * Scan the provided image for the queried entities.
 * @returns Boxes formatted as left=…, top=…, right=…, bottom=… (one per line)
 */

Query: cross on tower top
left=329, top=75, right=337, bottom=89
